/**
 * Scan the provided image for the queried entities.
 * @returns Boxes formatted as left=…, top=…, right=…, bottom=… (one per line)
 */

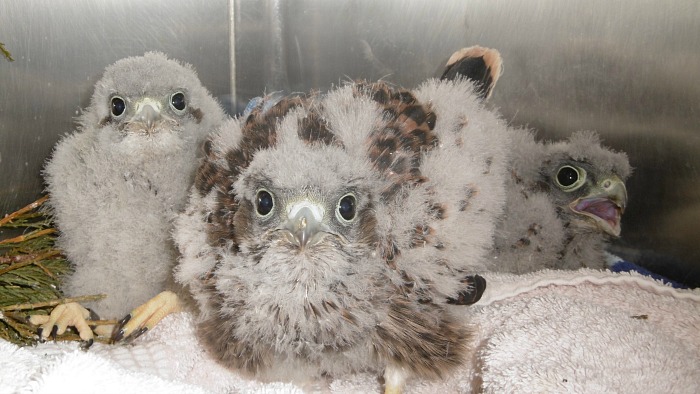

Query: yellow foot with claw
left=29, top=302, right=97, bottom=349
left=112, top=290, right=181, bottom=343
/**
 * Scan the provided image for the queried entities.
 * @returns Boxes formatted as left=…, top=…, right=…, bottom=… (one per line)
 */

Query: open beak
left=569, top=175, right=627, bottom=236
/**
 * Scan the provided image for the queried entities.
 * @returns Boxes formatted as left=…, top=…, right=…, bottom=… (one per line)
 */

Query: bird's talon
left=87, top=309, right=100, bottom=329
left=111, top=314, right=131, bottom=342
left=80, top=338, right=94, bottom=350
left=49, top=325, right=58, bottom=340
left=134, top=327, right=148, bottom=338
left=122, top=326, right=149, bottom=344
left=87, top=309, right=100, bottom=321
left=118, top=314, right=131, bottom=327
left=112, top=329, right=125, bottom=343
left=135, top=326, right=148, bottom=338
left=111, top=291, right=181, bottom=343
left=36, top=327, right=44, bottom=342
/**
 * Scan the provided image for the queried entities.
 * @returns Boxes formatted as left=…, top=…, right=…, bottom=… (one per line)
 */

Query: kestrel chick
left=440, top=47, right=631, bottom=274
left=38, top=52, right=227, bottom=345
left=491, top=129, right=631, bottom=273
left=174, top=59, right=511, bottom=391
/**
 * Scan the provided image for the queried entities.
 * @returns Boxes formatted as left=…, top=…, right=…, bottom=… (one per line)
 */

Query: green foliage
left=0, top=196, right=70, bottom=345
left=0, top=42, right=14, bottom=62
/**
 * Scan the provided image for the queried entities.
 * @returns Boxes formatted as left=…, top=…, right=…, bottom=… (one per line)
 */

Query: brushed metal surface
left=1, top=0, right=698, bottom=284
left=234, top=0, right=700, bottom=285
left=0, top=0, right=232, bottom=214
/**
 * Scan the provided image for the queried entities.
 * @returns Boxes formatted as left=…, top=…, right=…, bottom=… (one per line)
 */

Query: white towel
left=2, top=269, right=698, bottom=393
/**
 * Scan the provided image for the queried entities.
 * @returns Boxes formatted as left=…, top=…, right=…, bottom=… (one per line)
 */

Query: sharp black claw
left=112, top=329, right=125, bottom=343
left=87, top=309, right=100, bottom=321
left=118, top=314, right=131, bottom=328
left=87, top=308, right=100, bottom=329
left=133, top=326, right=148, bottom=339
left=80, top=338, right=94, bottom=350
left=49, top=325, right=58, bottom=340
left=111, top=313, right=133, bottom=342
left=37, top=327, right=45, bottom=343
left=121, top=326, right=149, bottom=345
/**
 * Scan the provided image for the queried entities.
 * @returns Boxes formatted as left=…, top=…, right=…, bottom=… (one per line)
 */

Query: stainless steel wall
left=2, top=1, right=698, bottom=285
left=0, top=0, right=232, bottom=214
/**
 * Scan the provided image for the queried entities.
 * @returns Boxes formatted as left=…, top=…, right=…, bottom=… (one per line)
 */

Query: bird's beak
left=569, top=175, right=628, bottom=236
left=130, top=98, right=162, bottom=133
left=281, top=202, right=328, bottom=249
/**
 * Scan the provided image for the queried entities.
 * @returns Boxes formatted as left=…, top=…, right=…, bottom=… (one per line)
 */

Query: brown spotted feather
left=176, top=74, right=511, bottom=390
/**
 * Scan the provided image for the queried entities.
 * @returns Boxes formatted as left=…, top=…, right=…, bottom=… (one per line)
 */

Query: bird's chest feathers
left=96, top=125, right=198, bottom=182
left=242, top=249, right=363, bottom=305
left=222, top=251, right=380, bottom=351
left=87, top=134, right=198, bottom=207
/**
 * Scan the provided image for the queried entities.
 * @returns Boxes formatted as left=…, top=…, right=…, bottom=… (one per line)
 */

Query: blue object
left=242, top=96, right=264, bottom=118
left=609, top=260, right=688, bottom=289
left=242, top=91, right=286, bottom=118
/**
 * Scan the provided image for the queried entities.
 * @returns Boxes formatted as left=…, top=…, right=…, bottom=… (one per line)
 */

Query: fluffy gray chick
left=439, top=47, right=631, bottom=274
left=492, top=130, right=631, bottom=273
left=174, top=75, right=511, bottom=392
left=41, top=52, right=226, bottom=340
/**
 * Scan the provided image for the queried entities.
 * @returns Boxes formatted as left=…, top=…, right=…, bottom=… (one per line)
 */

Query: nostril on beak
left=282, top=201, right=328, bottom=249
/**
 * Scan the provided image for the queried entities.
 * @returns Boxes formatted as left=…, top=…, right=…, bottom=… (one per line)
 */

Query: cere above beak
left=281, top=202, right=328, bottom=249
left=129, top=98, right=162, bottom=133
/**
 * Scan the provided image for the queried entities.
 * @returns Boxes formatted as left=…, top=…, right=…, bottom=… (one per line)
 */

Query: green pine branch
left=0, top=42, right=13, bottom=62
left=0, top=196, right=91, bottom=345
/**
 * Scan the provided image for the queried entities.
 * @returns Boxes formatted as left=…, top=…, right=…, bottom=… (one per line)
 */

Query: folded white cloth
left=2, top=269, right=698, bottom=393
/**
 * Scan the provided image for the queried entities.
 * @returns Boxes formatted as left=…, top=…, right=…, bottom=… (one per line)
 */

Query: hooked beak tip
left=129, top=101, right=162, bottom=132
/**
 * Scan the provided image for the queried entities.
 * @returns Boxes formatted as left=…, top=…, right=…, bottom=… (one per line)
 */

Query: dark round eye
left=111, top=96, right=126, bottom=117
left=256, top=189, right=274, bottom=217
left=336, top=193, right=357, bottom=223
left=170, top=91, right=187, bottom=113
left=555, top=165, right=586, bottom=191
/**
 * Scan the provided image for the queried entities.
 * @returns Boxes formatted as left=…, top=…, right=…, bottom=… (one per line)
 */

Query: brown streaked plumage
left=175, top=47, right=510, bottom=393
left=441, top=46, right=631, bottom=274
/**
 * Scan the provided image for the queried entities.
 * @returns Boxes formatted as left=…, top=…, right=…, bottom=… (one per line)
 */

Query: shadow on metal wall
left=1, top=0, right=698, bottom=286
